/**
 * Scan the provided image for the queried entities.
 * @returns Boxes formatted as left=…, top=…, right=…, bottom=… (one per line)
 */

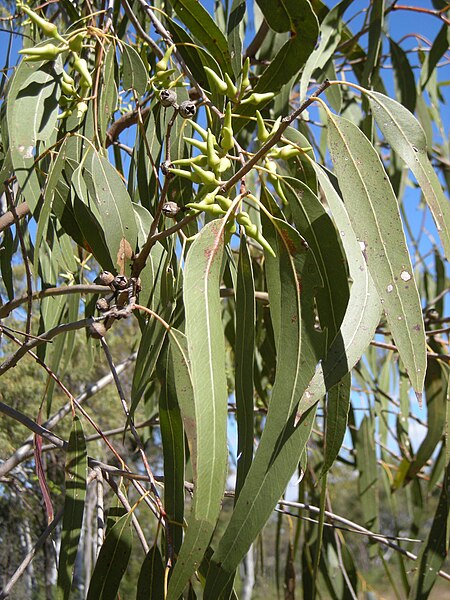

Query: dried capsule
left=179, top=100, right=196, bottom=119
left=112, top=275, right=129, bottom=290
left=161, top=161, right=175, bottom=175
left=96, top=298, right=110, bottom=312
left=98, top=271, right=115, bottom=286
left=162, top=202, right=181, bottom=218
left=89, top=321, right=106, bottom=339
left=160, top=89, right=178, bottom=108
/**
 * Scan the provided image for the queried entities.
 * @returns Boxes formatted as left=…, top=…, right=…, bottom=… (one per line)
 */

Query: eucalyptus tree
left=0, top=1, right=449, bottom=599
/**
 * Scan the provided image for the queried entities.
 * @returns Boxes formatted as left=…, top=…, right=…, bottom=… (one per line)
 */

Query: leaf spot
left=386, top=284, right=393, bottom=293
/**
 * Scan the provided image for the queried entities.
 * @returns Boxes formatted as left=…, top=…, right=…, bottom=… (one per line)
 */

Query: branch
left=0, top=200, right=30, bottom=234
left=105, top=106, right=151, bottom=148
left=0, top=284, right=110, bottom=319
left=0, top=353, right=136, bottom=477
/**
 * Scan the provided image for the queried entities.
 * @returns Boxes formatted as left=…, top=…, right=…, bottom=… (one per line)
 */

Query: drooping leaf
left=88, top=150, right=138, bottom=274
left=204, top=217, right=324, bottom=597
left=320, top=372, right=351, bottom=478
left=136, top=544, right=165, bottom=600
left=122, top=42, right=148, bottom=97
left=227, top=0, right=246, bottom=79
left=298, top=164, right=382, bottom=412
left=99, top=44, right=118, bottom=145
left=57, top=416, right=87, bottom=600
left=167, top=219, right=228, bottom=599
left=389, top=38, right=416, bottom=113
left=86, top=511, right=133, bottom=600
left=327, top=111, right=426, bottom=395
left=235, top=235, right=255, bottom=499
left=168, top=0, right=233, bottom=76
left=366, top=90, right=450, bottom=260
left=356, top=415, right=379, bottom=557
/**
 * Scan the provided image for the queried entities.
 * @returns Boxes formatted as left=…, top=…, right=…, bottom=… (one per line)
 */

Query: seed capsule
left=98, top=271, right=115, bottom=286
left=96, top=298, right=110, bottom=312
left=162, top=202, right=181, bottom=218
left=179, top=100, right=196, bottom=119
left=160, top=89, right=178, bottom=107
left=89, top=321, right=107, bottom=339
left=112, top=275, right=129, bottom=291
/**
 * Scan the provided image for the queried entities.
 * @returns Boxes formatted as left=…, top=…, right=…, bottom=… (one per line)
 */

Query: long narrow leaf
left=327, top=112, right=426, bottom=395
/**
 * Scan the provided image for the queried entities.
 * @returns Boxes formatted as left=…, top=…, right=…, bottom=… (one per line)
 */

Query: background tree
left=0, top=1, right=449, bottom=599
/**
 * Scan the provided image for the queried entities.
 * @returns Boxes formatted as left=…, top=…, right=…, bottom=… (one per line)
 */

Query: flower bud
left=240, top=92, right=275, bottom=105
left=19, top=4, right=62, bottom=40
left=76, top=101, right=88, bottom=118
left=186, top=201, right=226, bottom=216
left=220, top=127, right=234, bottom=152
left=191, top=163, right=220, bottom=185
left=159, top=88, right=178, bottom=107
left=73, top=56, right=92, bottom=88
left=179, top=100, right=196, bottom=119
left=155, top=44, right=175, bottom=72
left=240, top=57, right=250, bottom=92
left=184, top=137, right=208, bottom=154
left=206, top=130, right=220, bottom=168
left=19, top=43, right=64, bottom=62
left=204, top=66, right=228, bottom=94
left=68, top=32, right=84, bottom=54
left=216, top=195, right=232, bottom=210
left=224, top=73, right=237, bottom=99
left=168, top=167, right=202, bottom=183
left=256, top=110, right=269, bottom=142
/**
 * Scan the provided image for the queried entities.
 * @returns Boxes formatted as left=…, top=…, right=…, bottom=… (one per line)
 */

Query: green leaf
left=167, top=220, right=228, bottom=599
left=389, top=38, right=416, bottom=113
left=407, top=360, right=447, bottom=480
left=408, top=462, right=450, bottom=600
left=204, top=218, right=324, bottom=597
left=282, top=178, right=349, bottom=341
left=356, top=415, right=379, bottom=556
left=86, top=511, right=133, bottom=600
left=299, top=0, right=353, bottom=101
left=361, top=0, right=384, bottom=86
left=235, top=235, right=255, bottom=499
left=366, top=90, right=450, bottom=261
left=419, top=23, right=450, bottom=90
left=227, top=0, right=246, bottom=79
left=99, top=45, right=118, bottom=145
left=298, top=164, right=382, bottom=412
left=89, top=151, right=138, bottom=273
left=327, top=112, right=426, bottom=395
left=168, top=0, right=233, bottom=76
left=8, top=60, right=61, bottom=211
left=136, top=545, right=165, bottom=600
left=159, top=347, right=185, bottom=554
left=321, top=373, right=351, bottom=477
left=122, top=43, right=148, bottom=97
left=57, top=416, right=87, bottom=600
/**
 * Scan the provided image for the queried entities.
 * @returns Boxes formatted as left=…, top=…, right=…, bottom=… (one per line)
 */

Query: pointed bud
left=240, top=57, right=250, bottom=92
left=191, top=163, right=220, bottom=185
left=155, top=44, right=175, bottom=72
left=68, top=32, right=84, bottom=53
left=256, top=110, right=269, bottom=142
left=19, top=43, right=64, bottom=62
left=240, top=92, right=275, bottom=105
left=206, top=129, right=220, bottom=168
left=73, top=56, right=92, bottom=88
left=224, top=73, right=238, bottom=99
left=204, top=66, right=228, bottom=94
left=18, top=4, right=62, bottom=40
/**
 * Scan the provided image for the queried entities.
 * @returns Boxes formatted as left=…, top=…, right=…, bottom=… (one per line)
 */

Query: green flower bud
left=73, top=56, right=92, bottom=88
left=155, top=44, right=175, bottom=72
left=57, top=108, right=73, bottom=120
left=279, top=144, right=312, bottom=159
left=256, top=110, right=269, bottom=142
left=204, top=66, right=228, bottom=94
left=68, top=32, right=84, bottom=54
left=76, top=101, right=88, bottom=118
left=220, top=126, right=234, bottom=152
left=206, top=129, right=221, bottom=168
left=224, top=218, right=237, bottom=244
left=190, top=120, right=209, bottom=141
left=240, top=57, right=250, bottom=92
left=216, top=195, right=232, bottom=210
left=61, top=79, right=76, bottom=96
left=19, top=4, right=62, bottom=40
left=223, top=102, right=232, bottom=130
left=191, top=163, right=220, bottom=185
left=203, top=189, right=220, bottom=205
left=184, top=137, right=208, bottom=154
left=217, top=156, right=232, bottom=173
left=19, top=43, right=64, bottom=62
left=168, top=167, right=202, bottom=184
left=237, top=212, right=275, bottom=256
left=62, top=71, right=75, bottom=85
left=186, top=201, right=226, bottom=216
left=154, top=68, right=176, bottom=82
left=240, top=92, right=275, bottom=105
left=224, top=73, right=237, bottom=99
left=171, top=155, right=208, bottom=167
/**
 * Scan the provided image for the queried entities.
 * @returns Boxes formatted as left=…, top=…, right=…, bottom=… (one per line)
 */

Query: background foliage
left=0, top=0, right=449, bottom=598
